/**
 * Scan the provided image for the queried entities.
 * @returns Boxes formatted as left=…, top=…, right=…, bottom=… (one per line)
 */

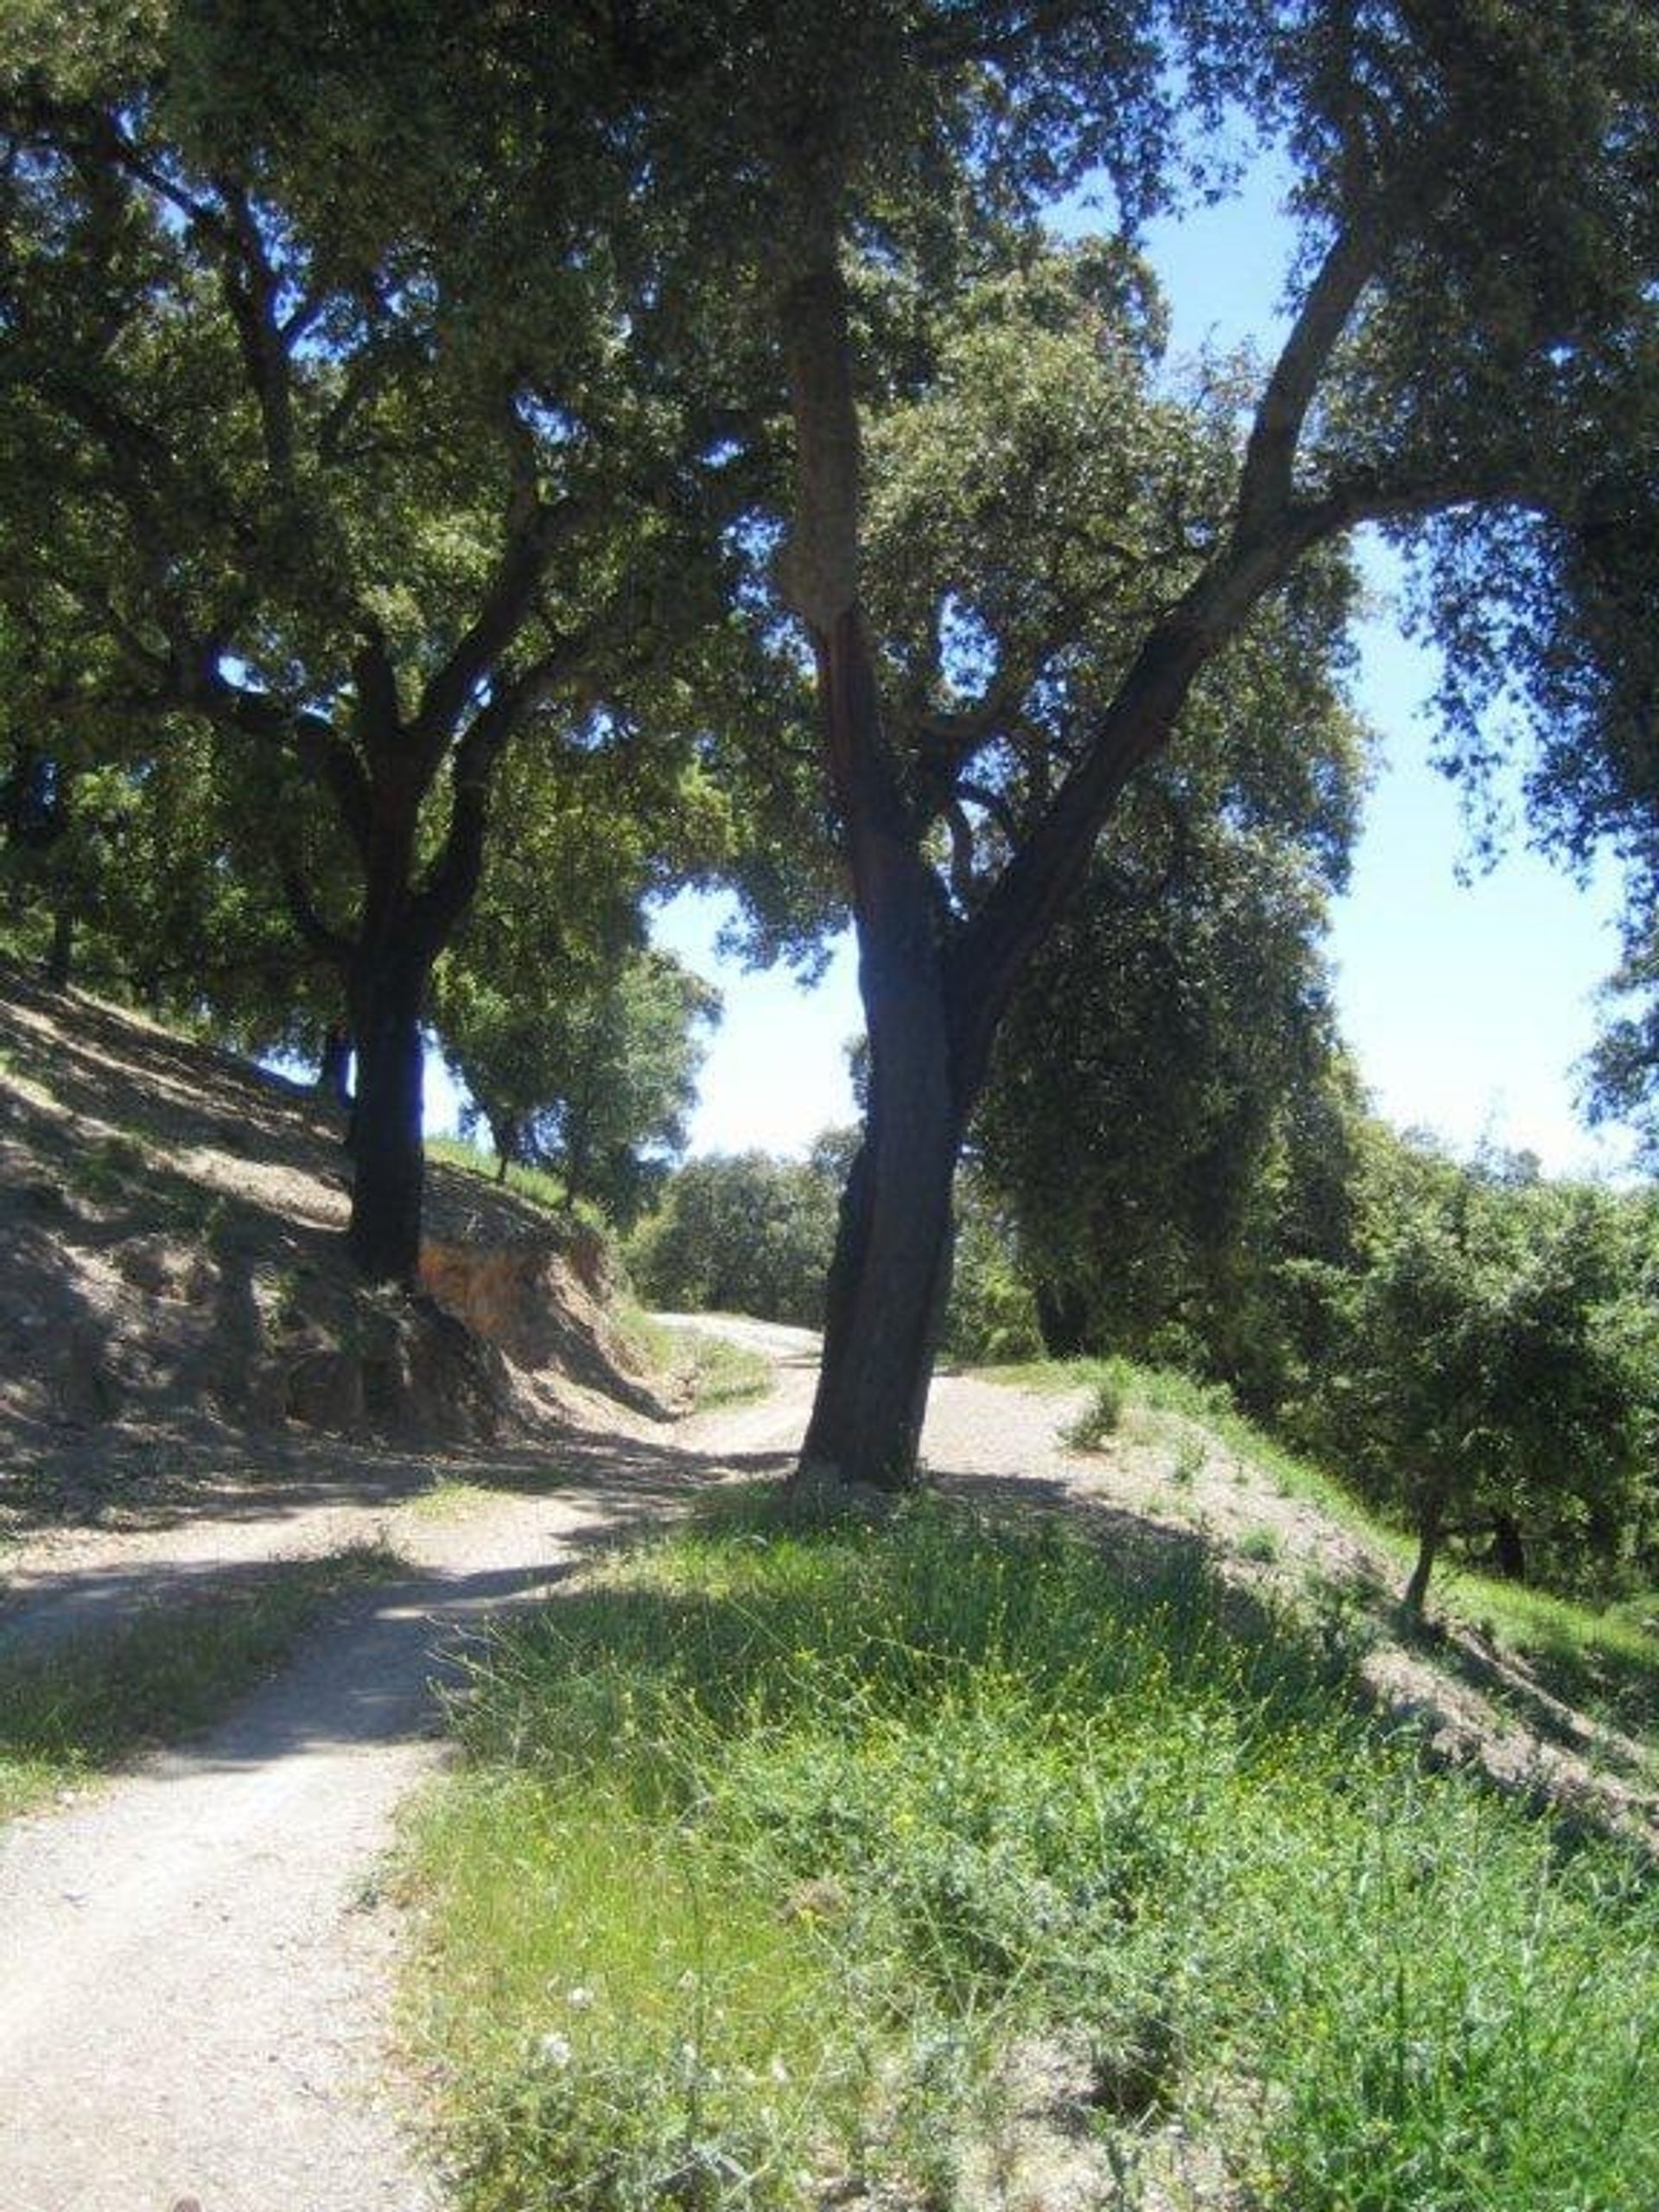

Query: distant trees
left=626, top=1147, right=843, bottom=1330
left=443, top=946, right=719, bottom=1226
left=973, top=587, right=1365, bottom=1397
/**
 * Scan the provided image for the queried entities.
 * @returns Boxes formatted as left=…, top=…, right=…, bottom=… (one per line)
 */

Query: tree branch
left=1236, top=221, right=1378, bottom=534
left=276, top=853, right=354, bottom=967
left=409, top=483, right=591, bottom=755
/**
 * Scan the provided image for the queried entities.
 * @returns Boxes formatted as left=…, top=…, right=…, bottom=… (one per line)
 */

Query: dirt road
left=0, top=1336, right=813, bottom=2212
left=12, top=1314, right=1632, bottom=2212
left=0, top=1320, right=1094, bottom=2212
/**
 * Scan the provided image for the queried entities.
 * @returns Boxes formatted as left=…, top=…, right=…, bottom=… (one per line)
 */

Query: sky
left=632, top=149, right=1641, bottom=1181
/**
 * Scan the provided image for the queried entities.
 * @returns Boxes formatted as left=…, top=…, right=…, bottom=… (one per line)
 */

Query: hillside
left=0, top=962, right=662, bottom=1546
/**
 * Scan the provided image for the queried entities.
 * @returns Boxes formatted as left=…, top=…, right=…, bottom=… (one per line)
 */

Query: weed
left=70, top=1130, right=146, bottom=1205
left=1062, top=1359, right=1132, bottom=1452
left=405, top=1496, right=1659, bottom=2211
left=1239, top=1526, right=1282, bottom=1565
left=426, top=1135, right=597, bottom=1224
left=1172, top=1433, right=1206, bottom=1486
left=991, top=1355, right=1659, bottom=1736
left=408, top=1478, right=489, bottom=1522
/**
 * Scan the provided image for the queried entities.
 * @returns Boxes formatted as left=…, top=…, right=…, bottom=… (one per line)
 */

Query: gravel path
left=0, top=1370, right=806, bottom=2212
left=0, top=1317, right=1091, bottom=2212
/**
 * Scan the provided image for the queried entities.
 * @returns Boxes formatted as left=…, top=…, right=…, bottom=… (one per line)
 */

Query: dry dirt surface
left=0, top=1364, right=795, bottom=2212
left=0, top=1311, right=1075, bottom=2212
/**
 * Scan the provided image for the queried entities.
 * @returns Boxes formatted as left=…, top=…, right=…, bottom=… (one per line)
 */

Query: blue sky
left=638, top=154, right=1639, bottom=1178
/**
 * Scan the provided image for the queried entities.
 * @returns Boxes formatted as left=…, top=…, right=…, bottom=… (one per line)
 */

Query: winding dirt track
left=1, top=1320, right=1080, bottom=2212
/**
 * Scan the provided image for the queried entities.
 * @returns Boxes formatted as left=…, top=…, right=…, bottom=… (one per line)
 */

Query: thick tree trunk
left=803, top=1010, right=965, bottom=1485
left=772, top=193, right=1383, bottom=1497
left=346, top=954, right=428, bottom=1284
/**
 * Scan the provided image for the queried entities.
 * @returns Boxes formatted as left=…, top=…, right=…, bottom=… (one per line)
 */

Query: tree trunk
left=346, top=952, right=428, bottom=1285
left=1036, top=1279, right=1091, bottom=1357
left=802, top=1011, right=965, bottom=1485
left=45, top=906, right=73, bottom=990
left=318, top=1024, right=353, bottom=1108
left=1491, top=1510, right=1527, bottom=1581
left=1402, top=1476, right=1450, bottom=1619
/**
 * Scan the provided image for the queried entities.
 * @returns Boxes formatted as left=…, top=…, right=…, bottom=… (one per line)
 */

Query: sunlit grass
left=406, top=1492, right=1659, bottom=2211
left=997, top=1354, right=1659, bottom=1741
left=620, top=1313, right=772, bottom=1412
left=425, top=1134, right=573, bottom=1217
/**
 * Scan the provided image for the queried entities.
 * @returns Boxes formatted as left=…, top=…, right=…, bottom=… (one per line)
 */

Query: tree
left=0, top=3, right=750, bottom=1279
left=443, top=944, right=720, bottom=1226
left=645, top=0, right=1659, bottom=1485
left=626, top=1147, right=844, bottom=1329
left=1298, top=1135, right=1659, bottom=1614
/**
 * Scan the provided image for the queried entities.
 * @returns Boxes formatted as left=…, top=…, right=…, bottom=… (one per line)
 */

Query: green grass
left=0, top=1541, right=403, bottom=1821
left=425, top=1135, right=575, bottom=1218
left=405, top=1492, right=1659, bottom=2211
left=621, top=1314, right=772, bottom=1412
left=999, top=1354, right=1659, bottom=1742
left=1437, top=1574, right=1659, bottom=1746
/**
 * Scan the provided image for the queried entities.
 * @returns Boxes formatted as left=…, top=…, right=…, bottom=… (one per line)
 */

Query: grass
left=425, top=1135, right=575, bottom=1218
left=998, top=1352, right=1659, bottom=1745
left=404, top=1491, right=1659, bottom=2212
left=0, top=1541, right=403, bottom=1821
left=621, top=1313, right=773, bottom=1412
left=1437, top=1574, right=1659, bottom=1746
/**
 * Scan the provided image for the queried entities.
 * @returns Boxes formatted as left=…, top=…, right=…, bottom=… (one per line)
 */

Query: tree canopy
left=4, top=0, right=1659, bottom=1497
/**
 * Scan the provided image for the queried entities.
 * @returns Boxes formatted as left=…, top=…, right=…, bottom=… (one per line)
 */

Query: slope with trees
left=0, top=3, right=759, bottom=1279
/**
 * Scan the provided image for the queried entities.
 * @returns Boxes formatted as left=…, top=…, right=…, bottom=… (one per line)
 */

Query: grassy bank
left=1020, top=1353, right=1659, bottom=1746
left=620, top=1313, right=773, bottom=1412
left=405, top=1492, right=1657, bottom=2211
left=0, top=1541, right=402, bottom=1820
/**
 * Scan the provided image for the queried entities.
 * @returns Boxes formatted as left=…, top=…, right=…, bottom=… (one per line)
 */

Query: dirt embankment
left=0, top=963, right=666, bottom=1548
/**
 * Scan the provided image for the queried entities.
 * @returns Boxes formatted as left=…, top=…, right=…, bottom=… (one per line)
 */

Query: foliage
left=625, top=1148, right=842, bottom=1330
left=0, top=4, right=765, bottom=1273
left=442, top=943, right=719, bottom=1231
left=975, top=774, right=1365, bottom=1396
left=408, top=1493, right=1659, bottom=2212
left=1291, top=1132, right=1659, bottom=1611
left=936, top=1167, right=1045, bottom=1365
left=1061, top=1360, right=1132, bottom=1451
